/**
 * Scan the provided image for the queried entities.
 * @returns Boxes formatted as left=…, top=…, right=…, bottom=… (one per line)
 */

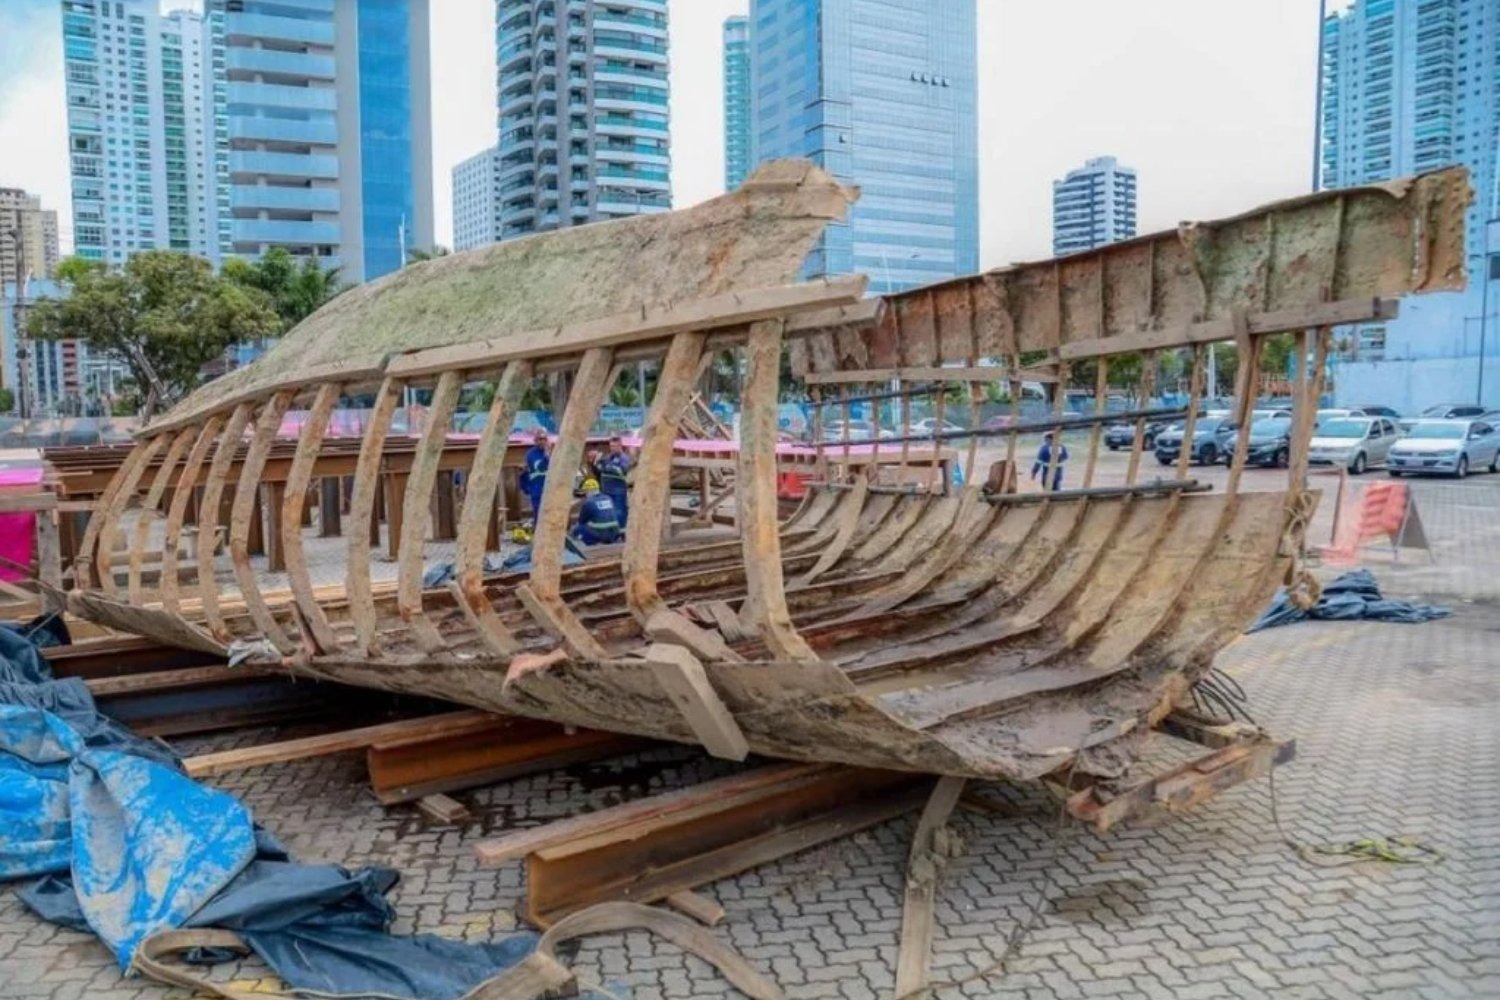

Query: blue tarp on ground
left=0, top=622, right=571, bottom=1000
left=1250, top=569, right=1452, bottom=632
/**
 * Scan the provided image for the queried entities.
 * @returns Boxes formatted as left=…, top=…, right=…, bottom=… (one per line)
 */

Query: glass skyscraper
left=722, top=15, right=750, bottom=191
left=1318, top=0, right=1499, bottom=410
left=216, top=0, right=432, bottom=283
left=492, top=0, right=671, bottom=242
left=63, top=0, right=432, bottom=284
left=748, top=0, right=978, bottom=293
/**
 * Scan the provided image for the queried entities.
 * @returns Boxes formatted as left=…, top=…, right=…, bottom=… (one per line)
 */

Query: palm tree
left=222, top=248, right=344, bottom=333
left=405, top=245, right=451, bottom=265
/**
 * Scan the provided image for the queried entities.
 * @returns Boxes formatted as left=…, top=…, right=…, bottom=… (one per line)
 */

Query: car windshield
left=1317, top=419, right=1370, bottom=438
left=1406, top=423, right=1465, bottom=440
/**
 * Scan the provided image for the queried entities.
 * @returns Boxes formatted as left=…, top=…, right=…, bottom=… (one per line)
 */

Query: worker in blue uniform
left=572, top=478, right=623, bottom=545
left=1031, top=431, right=1069, bottom=491
left=593, top=434, right=633, bottom=527
left=522, top=428, right=551, bottom=521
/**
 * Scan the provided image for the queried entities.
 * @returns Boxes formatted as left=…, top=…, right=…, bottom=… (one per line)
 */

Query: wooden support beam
left=366, top=714, right=647, bottom=805
left=895, top=775, right=966, bottom=998
left=383, top=277, right=867, bottom=379
left=641, top=643, right=748, bottom=761
left=1056, top=297, right=1397, bottom=361
left=1058, top=734, right=1296, bottom=833
left=182, top=709, right=499, bottom=778
left=473, top=763, right=926, bottom=927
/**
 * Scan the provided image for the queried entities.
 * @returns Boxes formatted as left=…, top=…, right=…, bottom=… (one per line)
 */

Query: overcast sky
left=0, top=0, right=1325, bottom=268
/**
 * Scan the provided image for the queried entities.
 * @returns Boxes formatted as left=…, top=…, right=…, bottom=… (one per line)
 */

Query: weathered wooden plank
left=347, top=377, right=403, bottom=656
left=642, top=643, right=748, bottom=761
left=738, top=321, right=818, bottom=662
left=397, top=370, right=464, bottom=653
left=452, top=361, right=531, bottom=656
left=196, top=405, right=255, bottom=639
left=281, top=383, right=343, bottom=654
left=228, top=391, right=297, bottom=655
left=182, top=710, right=498, bottom=777
left=519, top=347, right=613, bottom=659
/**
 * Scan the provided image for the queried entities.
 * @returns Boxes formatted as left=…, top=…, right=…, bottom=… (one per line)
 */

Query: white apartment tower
left=452, top=145, right=499, bottom=250
left=1051, top=156, right=1137, bottom=257
left=494, top=0, right=671, bottom=241
left=61, top=0, right=224, bottom=265
left=63, top=0, right=435, bottom=285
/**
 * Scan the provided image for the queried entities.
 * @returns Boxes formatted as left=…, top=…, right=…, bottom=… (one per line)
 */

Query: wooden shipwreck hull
left=61, top=160, right=1469, bottom=784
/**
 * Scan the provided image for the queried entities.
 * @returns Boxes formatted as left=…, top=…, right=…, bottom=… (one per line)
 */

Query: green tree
left=27, top=252, right=281, bottom=415
left=405, top=245, right=451, bottom=264
left=221, top=247, right=343, bottom=332
left=0, top=388, right=14, bottom=414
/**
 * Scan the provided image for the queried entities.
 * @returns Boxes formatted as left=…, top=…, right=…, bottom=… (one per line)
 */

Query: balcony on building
left=230, top=185, right=339, bottom=213
left=226, top=47, right=336, bottom=82
left=225, top=11, right=335, bottom=48
left=232, top=218, right=340, bottom=246
left=228, top=81, right=337, bottom=113
left=229, top=150, right=339, bottom=180
left=229, top=115, right=338, bottom=146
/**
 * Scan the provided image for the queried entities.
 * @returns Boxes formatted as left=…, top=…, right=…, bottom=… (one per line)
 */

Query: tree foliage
left=27, top=252, right=281, bottom=412
left=221, top=247, right=343, bottom=332
left=405, top=245, right=451, bottom=264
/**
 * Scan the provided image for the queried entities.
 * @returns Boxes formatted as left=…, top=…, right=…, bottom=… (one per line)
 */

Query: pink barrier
left=0, top=466, right=44, bottom=583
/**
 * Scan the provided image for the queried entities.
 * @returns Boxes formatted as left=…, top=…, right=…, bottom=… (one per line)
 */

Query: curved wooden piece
left=452, top=361, right=531, bottom=656
left=127, top=428, right=195, bottom=603
left=347, top=377, right=403, bottom=656
left=160, top=415, right=224, bottom=614
left=396, top=370, right=463, bottom=653
left=623, top=331, right=706, bottom=624
left=518, top=347, right=613, bottom=659
left=228, top=390, right=296, bottom=654
left=281, top=383, right=343, bottom=654
left=739, top=320, right=817, bottom=663
left=95, top=433, right=169, bottom=598
left=196, top=404, right=255, bottom=639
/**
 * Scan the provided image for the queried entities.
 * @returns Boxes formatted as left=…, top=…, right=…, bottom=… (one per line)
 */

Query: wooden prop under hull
left=61, top=161, right=1470, bottom=784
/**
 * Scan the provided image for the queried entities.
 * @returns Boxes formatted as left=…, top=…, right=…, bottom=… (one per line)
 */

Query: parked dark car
left=1225, top=418, right=1293, bottom=468
left=1104, top=419, right=1167, bottom=450
left=1153, top=417, right=1234, bottom=466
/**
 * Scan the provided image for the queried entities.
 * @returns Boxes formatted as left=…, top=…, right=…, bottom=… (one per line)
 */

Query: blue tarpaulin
left=0, top=621, right=587, bottom=999
left=1250, top=569, right=1452, bottom=632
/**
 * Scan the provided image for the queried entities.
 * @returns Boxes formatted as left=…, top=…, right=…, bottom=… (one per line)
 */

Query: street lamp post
left=1480, top=216, right=1498, bottom=407
left=6, top=226, right=30, bottom=420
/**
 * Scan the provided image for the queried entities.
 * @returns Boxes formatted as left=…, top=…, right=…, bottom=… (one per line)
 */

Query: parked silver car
left=1387, top=419, right=1500, bottom=478
left=1308, top=416, right=1402, bottom=474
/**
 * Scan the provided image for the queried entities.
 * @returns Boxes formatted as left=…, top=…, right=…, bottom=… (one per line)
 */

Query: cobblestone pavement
left=3, top=481, right=1498, bottom=999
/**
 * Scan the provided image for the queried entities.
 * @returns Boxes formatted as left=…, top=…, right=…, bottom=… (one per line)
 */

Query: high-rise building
left=722, top=15, right=750, bottom=192
left=216, top=0, right=433, bottom=283
left=452, top=145, right=499, bottom=250
left=61, top=0, right=223, bottom=265
left=0, top=189, right=61, bottom=285
left=1051, top=156, right=1137, bottom=257
left=748, top=0, right=978, bottom=293
left=1319, top=0, right=1500, bottom=410
left=494, top=0, right=671, bottom=242
left=62, top=0, right=434, bottom=285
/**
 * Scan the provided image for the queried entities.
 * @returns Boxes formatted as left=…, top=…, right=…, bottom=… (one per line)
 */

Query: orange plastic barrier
left=1319, top=481, right=1421, bottom=564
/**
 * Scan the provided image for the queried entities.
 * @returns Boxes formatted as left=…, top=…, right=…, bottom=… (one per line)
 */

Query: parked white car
left=1387, top=419, right=1500, bottom=478
left=1308, top=416, right=1401, bottom=474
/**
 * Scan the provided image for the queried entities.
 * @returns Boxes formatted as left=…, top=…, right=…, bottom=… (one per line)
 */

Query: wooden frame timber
left=62, top=161, right=1469, bottom=790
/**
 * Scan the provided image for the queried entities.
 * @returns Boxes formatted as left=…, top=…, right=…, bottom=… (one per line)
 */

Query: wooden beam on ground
left=366, top=715, right=648, bottom=805
left=473, top=762, right=927, bottom=927
left=182, top=710, right=498, bottom=778
left=1058, top=733, right=1296, bottom=834
left=84, top=663, right=279, bottom=697
left=416, top=793, right=471, bottom=824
